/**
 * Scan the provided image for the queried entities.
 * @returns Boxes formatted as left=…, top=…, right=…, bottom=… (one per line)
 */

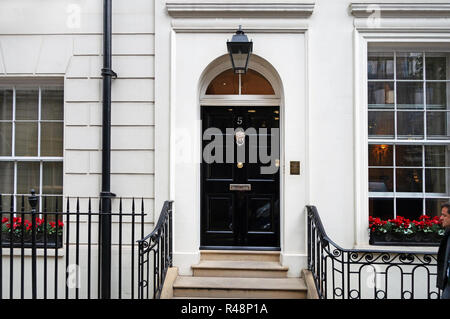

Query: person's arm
left=447, top=260, right=450, bottom=284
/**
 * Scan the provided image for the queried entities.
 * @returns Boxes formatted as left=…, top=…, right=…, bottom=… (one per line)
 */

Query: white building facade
left=0, top=0, right=449, bottom=299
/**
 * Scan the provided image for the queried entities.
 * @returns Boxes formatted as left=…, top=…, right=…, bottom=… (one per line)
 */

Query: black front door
left=201, top=106, right=280, bottom=249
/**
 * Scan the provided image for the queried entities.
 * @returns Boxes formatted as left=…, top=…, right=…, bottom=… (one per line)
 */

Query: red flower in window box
left=1, top=216, right=64, bottom=237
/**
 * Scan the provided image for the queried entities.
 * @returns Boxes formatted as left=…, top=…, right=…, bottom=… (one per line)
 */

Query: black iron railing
left=306, top=205, right=441, bottom=299
left=137, top=201, right=173, bottom=299
left=0, top=190, right=153, bottom=299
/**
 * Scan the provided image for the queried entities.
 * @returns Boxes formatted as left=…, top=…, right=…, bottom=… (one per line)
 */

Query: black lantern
left=227, top=26, right=253, bottom=74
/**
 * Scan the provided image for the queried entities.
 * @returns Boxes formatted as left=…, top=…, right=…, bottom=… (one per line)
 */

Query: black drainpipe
left=100, top=0, right=116, bottom=299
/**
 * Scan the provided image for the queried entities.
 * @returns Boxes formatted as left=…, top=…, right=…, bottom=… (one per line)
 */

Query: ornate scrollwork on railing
left=306, top=205, right=441, bottom=299
left=137, top=201, right=173, bottom=299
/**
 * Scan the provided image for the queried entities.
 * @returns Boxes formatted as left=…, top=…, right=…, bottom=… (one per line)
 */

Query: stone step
left=173, top=276, right=307, bottom=299
left=200, top=250, right=280, bottom=262
left=192, top=260, right=288, bottom=278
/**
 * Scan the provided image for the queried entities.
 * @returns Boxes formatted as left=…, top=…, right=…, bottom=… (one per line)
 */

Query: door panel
left=206, top=163, right=233, bottom=181
left=247, top=196, right=274, bottom=232
left=201, top=106, right=280, bottom=248
left=206, top=194, right=234, bottom=232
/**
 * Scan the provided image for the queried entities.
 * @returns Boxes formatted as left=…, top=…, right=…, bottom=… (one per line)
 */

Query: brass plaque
left=229, top=184, right=251, bottom=191
left=290, top=161, right=300, bottom=175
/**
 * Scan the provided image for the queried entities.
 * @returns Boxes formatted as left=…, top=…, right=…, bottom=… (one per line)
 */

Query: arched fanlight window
left=205, top=69, right=275, bottom=95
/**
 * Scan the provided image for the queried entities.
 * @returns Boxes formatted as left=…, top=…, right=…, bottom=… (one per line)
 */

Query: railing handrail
left=137, top=200, right=174, bottom=299
left=307, top=205, right=440, bottom=299
left=137, top=200, right=173, bottom=244
left=306, top=205, right=436, bottom=255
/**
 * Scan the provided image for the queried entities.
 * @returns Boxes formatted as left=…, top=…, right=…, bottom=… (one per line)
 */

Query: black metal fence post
left=28, top=190, right=38, bottom=299
left=168, top=202, right=173, bottom=267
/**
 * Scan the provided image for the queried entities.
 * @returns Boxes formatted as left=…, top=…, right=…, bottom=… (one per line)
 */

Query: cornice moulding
left=166, top=2, right=315, bottom=18
left=171, top=19, right=309, bottom=33
left=350, top=3, right=450, bottom=18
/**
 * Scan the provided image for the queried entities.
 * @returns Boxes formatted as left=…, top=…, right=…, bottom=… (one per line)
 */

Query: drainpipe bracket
left=101, top=68, right=118, bottom=79
left=100, top=191, right=117, bottom=198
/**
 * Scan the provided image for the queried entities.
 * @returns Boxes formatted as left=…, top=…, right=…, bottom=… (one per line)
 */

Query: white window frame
left=0, top=82, right=64, bottom=213
left=368, top=51, right=450, bottom=215
left=199, top=56, right=281, bottom=107
left=352, top=3, right=450, bottom=247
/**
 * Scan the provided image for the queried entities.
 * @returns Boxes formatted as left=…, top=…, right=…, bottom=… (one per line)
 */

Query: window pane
left=396, top=52, right=423, bottom=80
left=1, top=195, right=14, bottom=213
left=15, top=89, right=38, bottom=120
left=41, top=122, right=63, bottom=156
left=369, top=198, right=394, bottom=220
left=368, top=53, right=394, bottom=79
left=425, top=198, right=449, bottom=218
left=0, top=122, right=12, bottom=156
left=397, top=111, right=424, bottom=139
left=397, top=82, right=424, bottom=109
left=41, top=88, right=63, bottom=120
left=0, top=89, right=13, bottom=120
left=426, top=111, right=450, bottom=139
left=43, top=162, right=63, bottom=195
left=368, top=144, right=393, bottom=166
left=368, top=82, right=394, bottom=108
left=15, top=195, right=33, bottom=214
left=369, top=168, right=393, bottom=192
left=425, top=168, right=449, bottom=194
left=0, top=162, right=14, bottom=194
left=15, top=122, right=38, bottom=156
left=426, top=82, right=448, bottom=110
left=396, top=168, right=422, bottom=192
left=241, top=70, right=275, bottom=95
left=425, top=145, right=449, bottom=167
left=368, top=111, right=394, bottom=138
left=426, top=55, right=447, bottom=80
left=396, top=198, right=423, bottom=220
left=17, top=162, right=40, bottom=194
left=205, top=69, right=239, bottom=95
left=41, top=196, right=63, bottom=215
left=395, top=145, right=422, bottom=167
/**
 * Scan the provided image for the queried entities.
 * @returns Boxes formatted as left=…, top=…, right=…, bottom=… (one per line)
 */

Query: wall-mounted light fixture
left=227, top=26, right=253, bottom=74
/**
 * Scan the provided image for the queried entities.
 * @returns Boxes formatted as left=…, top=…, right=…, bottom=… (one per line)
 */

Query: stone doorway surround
left=154, top=1, right=314, bottom=276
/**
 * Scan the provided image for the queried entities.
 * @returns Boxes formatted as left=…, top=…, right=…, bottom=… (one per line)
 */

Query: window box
left=369, top=215, right=444, bottom=247
left=1, top=217, right=64, bottom=248
left=1, top=233, right=63, bottom=249
left=369, top=231, right=442, bottom=247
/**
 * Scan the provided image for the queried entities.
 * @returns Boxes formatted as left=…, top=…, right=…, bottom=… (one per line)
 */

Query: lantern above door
left=227, top=26, right=253, bottom=74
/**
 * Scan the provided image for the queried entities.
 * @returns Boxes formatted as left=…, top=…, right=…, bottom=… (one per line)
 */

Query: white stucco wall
left=0, top=0, right=156, bottom=299
left=0, top=0, right=447, bottom=297
left=0, top=0, right=155, bottom=208
left=306, top=0, right=356, bottom=248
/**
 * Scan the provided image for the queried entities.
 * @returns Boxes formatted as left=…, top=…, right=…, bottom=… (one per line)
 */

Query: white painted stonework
left=0, top=0, right=447, bottom=297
